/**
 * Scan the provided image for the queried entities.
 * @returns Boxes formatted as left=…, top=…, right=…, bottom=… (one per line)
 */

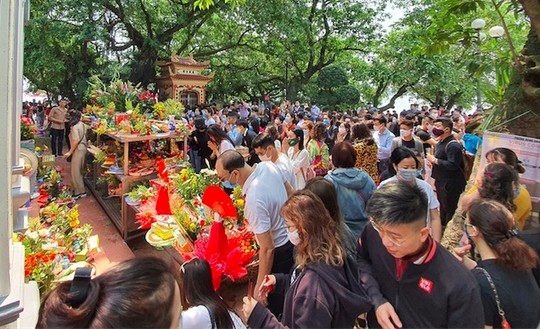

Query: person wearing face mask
left=415, top=115, right=438, bottom=155
left=454, top=199, right=540, bottom=329
left=225, top=111, right=243, bottom=146
left=390, top=119, right=424, bottom=158
left=372, top=116, right=395, bottom=176
left=285, top=128, right=310, bottom=189
left=215, top=151, right=294, bottom=317
left=442, top=158, right=532, bottom=251
left=242, top=190, right=371, bottom=329
left=379, top=147, right=442, bottom=241
left=252, top=133, right=297, bottom=190
left=336, top=122, right=351, bottom=143
left=429, top=107, right=439, bottom=120
left=426, top=117, right=467, bottom=227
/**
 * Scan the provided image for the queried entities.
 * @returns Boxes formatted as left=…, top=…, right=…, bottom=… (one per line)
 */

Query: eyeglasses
left=370, top=219, right=404, bottom=247
left=463, top=222, right=475, bottom=232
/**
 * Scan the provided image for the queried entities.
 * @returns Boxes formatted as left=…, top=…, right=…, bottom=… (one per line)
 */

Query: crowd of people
left=35, top=100, right=540, bottom=328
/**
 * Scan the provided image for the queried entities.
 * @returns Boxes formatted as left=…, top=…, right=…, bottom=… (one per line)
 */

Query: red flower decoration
left=202, top=186, right=237, bottom=219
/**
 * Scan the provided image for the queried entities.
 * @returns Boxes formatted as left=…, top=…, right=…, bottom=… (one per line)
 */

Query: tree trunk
left=496, top=27, right=540, bottom=139
left=129, top=47, right=159, bottom=87
left=287, top=79, right=302, bottom=102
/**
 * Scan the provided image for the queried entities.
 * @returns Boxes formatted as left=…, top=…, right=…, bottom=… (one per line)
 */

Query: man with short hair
left=429, top=107, right=439, bottom=120
left=426, top=117, right=467, bottom=225
left=252, top=133, right=297, bottom=190
left=49, top=98, right=69, bottom=157
left=390, top=119, right=424, bottom=157
left=215, top=151, right=294, bottom=316
left=373, top=116, right=395, bottom=175
left=415, top=115, right=437, bottom=154
left=359, top=182, right=484, bottom=328
left=310, top=103, right=320, bottom=121
left=225, top=111, right=242, bottom=146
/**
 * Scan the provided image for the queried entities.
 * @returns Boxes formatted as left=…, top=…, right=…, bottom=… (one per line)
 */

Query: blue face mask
left=323, top=119, right=329, bottom=125
left=513, top=185, right=520, bottom=198
left=416, top=170, right=423, bottom=179
left=248, top=125, right=254, bottom=132
left=398, top=169, right=417, bottom=182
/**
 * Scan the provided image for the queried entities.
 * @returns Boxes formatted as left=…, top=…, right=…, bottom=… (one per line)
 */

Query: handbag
left=476, top=267, right=511, bottom=329
left=67, top=125, right=86, bottom=163
left=294, top=149, right=315, bottom=182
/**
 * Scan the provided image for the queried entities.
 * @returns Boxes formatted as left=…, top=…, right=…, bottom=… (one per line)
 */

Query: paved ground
left=28, top=140, right=247, bottom=309
left=28, top=145, right=179, bottom=274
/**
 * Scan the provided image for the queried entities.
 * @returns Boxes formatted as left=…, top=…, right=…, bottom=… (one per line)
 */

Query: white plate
left=20, top=148, right=38, bottom=177
left=145, top=228, right=175, bottom=247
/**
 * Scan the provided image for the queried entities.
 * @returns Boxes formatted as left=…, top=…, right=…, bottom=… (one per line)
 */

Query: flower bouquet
left=20, top=115, right=37, bottom=140
left=13, top=203, right=97, bottom=294
left=85, top=77, right=189, bottom=136
left=36, top=166, right=74, bottom=207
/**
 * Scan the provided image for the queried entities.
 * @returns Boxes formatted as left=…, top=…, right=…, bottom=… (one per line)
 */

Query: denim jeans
left=189, top=149, right=202, bottom=173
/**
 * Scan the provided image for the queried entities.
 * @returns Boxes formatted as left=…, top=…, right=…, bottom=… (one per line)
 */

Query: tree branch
left=194, top=30, right=250, bottom=57
left=138, top=0, right=154, bottom=39
left=378, top=84, right=414, bottom=111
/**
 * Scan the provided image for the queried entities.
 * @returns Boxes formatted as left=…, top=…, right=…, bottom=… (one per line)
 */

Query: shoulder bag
left=476, top=267, right=511, bottom=329
left=67, top=125, right=86, bottom=163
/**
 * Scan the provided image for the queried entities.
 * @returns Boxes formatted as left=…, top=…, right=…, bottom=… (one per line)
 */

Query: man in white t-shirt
left=252, top=133, right=297, bottom=190
left=215, top=151, right=294, bottom=316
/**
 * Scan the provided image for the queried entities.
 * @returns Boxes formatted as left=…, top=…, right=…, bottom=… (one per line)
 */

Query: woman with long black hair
left=180, top=258, right=245, bottom=329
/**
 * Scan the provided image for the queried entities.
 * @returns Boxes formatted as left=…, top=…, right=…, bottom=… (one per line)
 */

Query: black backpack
left=445, top=140, right=474, bottom=181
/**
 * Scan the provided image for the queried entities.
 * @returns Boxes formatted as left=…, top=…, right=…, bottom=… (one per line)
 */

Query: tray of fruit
left=128, top=166, right=154, bottom=176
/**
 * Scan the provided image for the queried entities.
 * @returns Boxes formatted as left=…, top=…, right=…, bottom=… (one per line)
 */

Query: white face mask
left=400, top=129, right=412, bottom=138
left=287, top=230, right=301, bottom=245
left=259, top=151, right=271, bottom=161
left=398, top=168, right=417, bottom=182
left=339, top=126, right=346, bottom=134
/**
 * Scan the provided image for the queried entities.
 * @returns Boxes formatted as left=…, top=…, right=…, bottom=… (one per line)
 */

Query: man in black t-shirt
left=426, top=118, right=466, bottom=225
left=415, top=115, right=437, bottom=155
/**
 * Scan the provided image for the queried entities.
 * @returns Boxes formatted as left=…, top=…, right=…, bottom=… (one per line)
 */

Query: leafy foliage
left=317, top=65, right=349, bottom=91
